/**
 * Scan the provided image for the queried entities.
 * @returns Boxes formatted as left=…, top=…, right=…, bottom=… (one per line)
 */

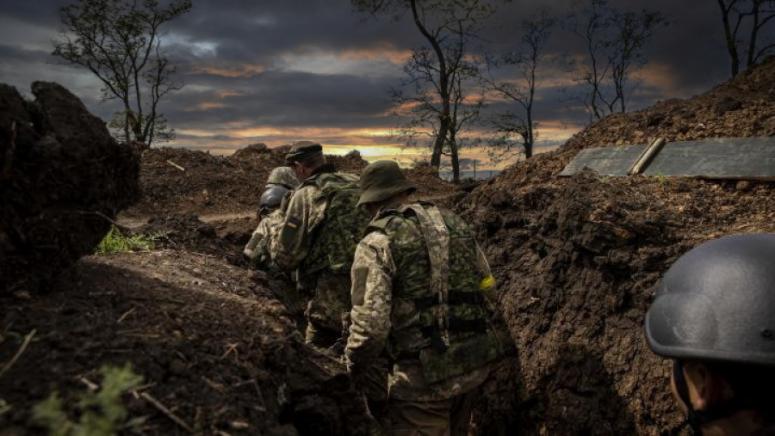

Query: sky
left=0, top=0, right=764, bottom=169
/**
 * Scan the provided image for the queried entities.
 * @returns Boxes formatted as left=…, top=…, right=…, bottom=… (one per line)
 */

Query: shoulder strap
left=400, top=203, right=451, bottom=349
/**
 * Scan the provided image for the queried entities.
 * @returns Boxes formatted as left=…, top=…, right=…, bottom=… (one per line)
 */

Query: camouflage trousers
left=387, top=387, right=480, bottom=436
left=303, top=272, right=352, bottom=350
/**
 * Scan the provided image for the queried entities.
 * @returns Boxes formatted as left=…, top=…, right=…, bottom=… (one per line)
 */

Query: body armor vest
left=302, top=172, right=371, bottom=275
left=369, top=203, right=507, bottom=383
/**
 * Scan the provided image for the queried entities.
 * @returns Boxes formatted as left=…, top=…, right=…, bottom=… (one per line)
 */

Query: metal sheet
left=559, top=144, right=646, bottom=176
left=643, top=137, right=775, bottom=180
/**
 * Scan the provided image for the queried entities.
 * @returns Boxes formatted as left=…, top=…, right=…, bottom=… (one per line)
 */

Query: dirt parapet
left=460, top=58, right=775, bottom=434
left=0, top=82, right=140, bottom=293
left=129, top=145, right=455, bottom=217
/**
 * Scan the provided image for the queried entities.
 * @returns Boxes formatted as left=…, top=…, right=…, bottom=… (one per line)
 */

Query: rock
left=714, top=96, right=743, bottom=115
left=736, top=180, right=753, bottom=191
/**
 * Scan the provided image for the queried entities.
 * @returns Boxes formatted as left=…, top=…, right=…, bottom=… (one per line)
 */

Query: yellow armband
left=480, top=275, right=496, bottom=291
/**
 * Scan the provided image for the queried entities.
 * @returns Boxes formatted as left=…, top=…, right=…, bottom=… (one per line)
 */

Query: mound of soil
left=126, top=146, right=284, bottom=217
left=136, top=213, right=255, bottom=266
left=0, top=82, right=140, bottom=294
left=460, top=58, right=775, bottom=434
left=0, top=250, right=372, bottom=435
left=565, top=57, right=775, bottom=152
left=129, top=144, right=456, bottom=218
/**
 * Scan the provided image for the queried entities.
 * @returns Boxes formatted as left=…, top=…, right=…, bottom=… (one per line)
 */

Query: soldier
left=270, top=141, right=371, bottom=350
left=345, top=160, right=512, bottom=435
left=257, top=166, right=299, bottom=217
left=645, top=234, right=775, bottom=435
left=244, top=166, right=299, bottom=263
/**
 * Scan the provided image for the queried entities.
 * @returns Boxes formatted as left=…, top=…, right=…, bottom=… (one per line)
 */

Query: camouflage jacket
left=269, top=166, right=369, bottom=331
left=345, top=202, right=504, bottom=401
left=269, top=169, right=332, bottom=271
left=244, top=209, right=284, bottom=266
left=269, top=166, right=367, bottom=274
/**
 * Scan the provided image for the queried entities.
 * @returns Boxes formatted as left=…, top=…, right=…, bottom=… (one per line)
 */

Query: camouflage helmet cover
left=267, top=166, right=300, bottom=189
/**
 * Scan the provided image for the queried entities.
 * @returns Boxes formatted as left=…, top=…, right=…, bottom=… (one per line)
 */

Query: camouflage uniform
left=270, top=164, right=371, bottom=348
left=244, top=209, right=285, bottom=266
left=244, top=166, right=298, bottom=264
left=346, top=202, right=510, bottom=435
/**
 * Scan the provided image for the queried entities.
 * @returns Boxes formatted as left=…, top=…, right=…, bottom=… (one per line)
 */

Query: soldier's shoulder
left=334, top=171, right=359, bottom=182
left=360, top=230, right=391, bottom=247
left=290, top=183, right=323, bottom=201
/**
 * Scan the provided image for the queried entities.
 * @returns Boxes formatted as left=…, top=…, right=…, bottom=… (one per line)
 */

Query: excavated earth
left=0, top=250, right=372, bottom=435
left=0, top=82, right=140, bottom=294
left=459, top=57, right=775, bottom=434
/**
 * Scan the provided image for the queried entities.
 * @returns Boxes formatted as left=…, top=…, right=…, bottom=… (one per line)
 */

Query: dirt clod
left=0, top=81, right=140, bottom=294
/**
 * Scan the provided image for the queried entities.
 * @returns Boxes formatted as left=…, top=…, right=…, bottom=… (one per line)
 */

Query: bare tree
left=568, top=0, right=666, bottom=120
left=717, top=0, right=775, bottom=77
left=53, top=0, right=192, bottom=147
left=390, top=49, right=483, bottom=182
left=485, top=14, right=555, bottom=159
left=353, top=0, right=493, bottom=180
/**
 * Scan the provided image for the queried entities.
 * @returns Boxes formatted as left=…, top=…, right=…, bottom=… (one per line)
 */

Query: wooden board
left=559, top=144, right=646, bottom=176
left=643, top=137, right=775, bottom=180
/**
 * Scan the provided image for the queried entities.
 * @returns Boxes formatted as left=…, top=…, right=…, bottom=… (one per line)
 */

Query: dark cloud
left=0, top=0, right=761, bottom=154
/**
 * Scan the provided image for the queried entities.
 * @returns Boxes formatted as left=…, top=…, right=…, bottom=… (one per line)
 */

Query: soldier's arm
left=270, top=186, right=324, bottom=270
left=345, top=232, right=395, bottom=374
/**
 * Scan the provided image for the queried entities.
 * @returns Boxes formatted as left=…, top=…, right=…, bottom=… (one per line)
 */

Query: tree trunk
left=449, top=134, right=460, bottom=183
left=410, top=0, right=449, bottom=174
left=747, top=0, right=762, bottom=68
left=718, top=0, right=741, bottom=76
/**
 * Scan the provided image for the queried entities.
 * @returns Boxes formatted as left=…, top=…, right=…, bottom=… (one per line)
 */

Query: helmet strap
left=672, top=360, right=755, bottom=436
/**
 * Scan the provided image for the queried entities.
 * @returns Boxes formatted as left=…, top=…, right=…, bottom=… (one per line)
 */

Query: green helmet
left=266, top=166, right=299, bottom=189
left=357, top=160, right=416, bottom=206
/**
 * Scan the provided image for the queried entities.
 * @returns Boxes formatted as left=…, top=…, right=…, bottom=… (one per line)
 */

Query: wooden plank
left=560, top=144, right=646, bottom=176
left=643, top=137, right=775, bottom=180
left=628, top=137, right=666, bottom=175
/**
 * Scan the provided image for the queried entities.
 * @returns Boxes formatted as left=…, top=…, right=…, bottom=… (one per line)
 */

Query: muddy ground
left=0, top=250, right=372, bottom=435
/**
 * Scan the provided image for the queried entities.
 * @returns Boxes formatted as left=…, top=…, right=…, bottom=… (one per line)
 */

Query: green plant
left=33, top=364, right=145, bottom=436
left=653, top=172, right=668, bottom=186
left=96, top=226, right=159, bottom=254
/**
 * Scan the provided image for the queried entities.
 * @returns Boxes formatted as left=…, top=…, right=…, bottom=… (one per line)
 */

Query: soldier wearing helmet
left=345, top=160, right=513, bottom=434
left=258, top=166, right=299, bottom=216
left=243, top=166, right=299, bottom=264
left=645, top=233, right=775, bottom=435
left=268, top=141, right=372, bottom=351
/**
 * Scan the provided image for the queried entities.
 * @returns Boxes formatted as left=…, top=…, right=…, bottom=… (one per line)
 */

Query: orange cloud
left=214, top=89, right=244, bottom=98
left=188, top=101, right=226, bottom=111
left=631, top=62, right=680, bottom=93
left=338, top=44, right=413, bottom=64
left=190, top=63, right=266, bottom=78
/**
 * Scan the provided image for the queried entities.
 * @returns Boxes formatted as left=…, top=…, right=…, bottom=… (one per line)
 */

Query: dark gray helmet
left=645, top=233, right=775, bottom=366
left=259, top=184, right=290, bottom=210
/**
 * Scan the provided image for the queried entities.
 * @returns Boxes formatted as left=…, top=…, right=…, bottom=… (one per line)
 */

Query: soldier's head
left=286, top=141, right=326, bottom=180
left=644, top=234, right=775, bottom=435
left=357, top=160, right=416, bottom=216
